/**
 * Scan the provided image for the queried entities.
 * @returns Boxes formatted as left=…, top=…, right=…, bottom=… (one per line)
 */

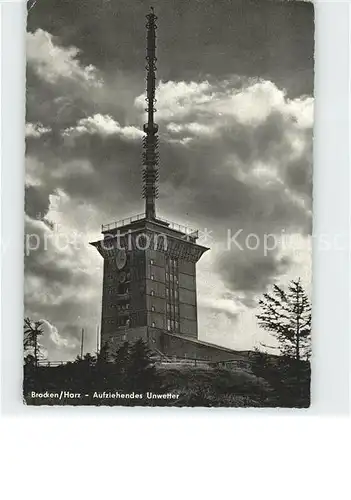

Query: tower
left=90, top=9, right=209, bottom=356
left=143, top=7, right=159, bottom=220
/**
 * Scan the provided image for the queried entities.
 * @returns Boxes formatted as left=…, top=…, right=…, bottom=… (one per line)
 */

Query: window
left=165, top=256, right=180, bottom=334
left=152, top=322, right=156, bottom=328
left=150, top=259, right=154, bottom=265
left=150, top=290, right=155, bottom=296
left=151, top=275, right=154, bottom=280
left=151, top=306, right=155, bottom=312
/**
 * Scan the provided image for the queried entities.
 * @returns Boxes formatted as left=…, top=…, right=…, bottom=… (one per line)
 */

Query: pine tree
left=256, top=279, right=311, bottom=361
left=96, top=341, right=110, bottom=365
left=82, top=353, right=96, bottom=366
left=127, top=339, right=158, bottom=392
left=24, top=318, right=45, bottom=367
left=112, top=341, right=131, bottom=389
left=113, top=341, right=131, bottom=371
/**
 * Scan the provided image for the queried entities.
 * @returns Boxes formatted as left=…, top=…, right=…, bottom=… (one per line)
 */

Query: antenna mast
left=80, top=328, right=84, bottom=359
left=142, top=7, right=159, bottom=220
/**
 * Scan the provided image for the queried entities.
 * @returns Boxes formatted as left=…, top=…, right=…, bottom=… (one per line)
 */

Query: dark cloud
left=26, top=129, right=143, bottom=217
left=158, top=123, right=312, bottom=234
left=25, top=184, right=53, bottom=219
left=285, top=149, right=313, bottom=200
left=24, top=0, right=314, bottom=356
left=26, top=92, right=312, bottom=232
left=24, top=216, right=102, bottom=358
left=24, top=218, right=92, bottom=288
left=28, top=0, right=314, bottom=97
left=217, top=245, right=291, bottom=306
left=26, top=75, right=90, bottom=131
left=26, top=64, right=141, bottom=132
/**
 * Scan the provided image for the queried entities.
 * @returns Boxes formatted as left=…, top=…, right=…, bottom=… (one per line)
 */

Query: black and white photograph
left=23, top=0, right=314, bottom=407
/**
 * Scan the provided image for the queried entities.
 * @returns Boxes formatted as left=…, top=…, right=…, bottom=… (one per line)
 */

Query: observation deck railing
left=102, top=213, right=145, bottom=232
left=102, top=213, right=198, bottom=239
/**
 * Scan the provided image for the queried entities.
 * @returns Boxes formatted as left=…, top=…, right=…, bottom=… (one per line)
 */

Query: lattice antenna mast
left=142, top=7, right=159, bottom=220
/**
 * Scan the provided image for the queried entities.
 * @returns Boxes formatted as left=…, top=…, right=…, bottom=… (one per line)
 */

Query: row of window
left=106, top=286, right=130, bottom=295
left=105, top=317, right=130, bottom=327
left=149, top=258, right=178, bottom=278
left=165, top=272, right=179, bottom=284
left=107, top=271, right=180, bottom=284
left=149, top=273, right=179, bottom=284
left=148, top=304, right=179, bottom=315
left=166, top=258, right=178, bottom=271
left=167, top=303, right=179, bottom=314
left=149, top=258, right=178, bottom=270
left=107, top=272, right=131, bottom=282
left=165, top=257, right=180, bottom=333
left=150, top=320, right=179, bottom=331
left=109, top=303, right=130, bottom=311
left=105, top=313, right=180, bottom=333
left=108, top=300, right=180, bottom=315
left=106, top=318, right=181, bottom=331
left=166, top=288, right=179, bottom=300
left=167, top=318, right=179, bottom=332
left=105, top=259, right=180, bottom=285
left=148, top=288, right=178, bottom=299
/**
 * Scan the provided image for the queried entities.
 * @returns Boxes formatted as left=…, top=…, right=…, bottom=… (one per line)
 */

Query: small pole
left=80, top=328, right=84, bottom=358
left=96, top=325, right=99, bottom=354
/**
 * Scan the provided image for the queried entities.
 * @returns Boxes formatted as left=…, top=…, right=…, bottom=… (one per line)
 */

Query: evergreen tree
left=127, top=339, right=158, bottom=392
left=256, top=278, right=311, bottom=361
left=24, top=318, right=45, bottom=367
left=96, top=341, right=110, bottom=365
left=113, top=341, right=130, bottom=367
left=112, top=341, right=131, bottom=389
left=82, top=353, right=96, bottom=366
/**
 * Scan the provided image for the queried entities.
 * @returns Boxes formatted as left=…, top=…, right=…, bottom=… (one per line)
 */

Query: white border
left=0, top=0, right=350, bottom=416
left=312, top=0, right=350, bottom=414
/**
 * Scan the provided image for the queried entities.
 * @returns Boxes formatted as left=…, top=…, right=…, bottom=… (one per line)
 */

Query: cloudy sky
left=25, top=0, right=314, bottom=361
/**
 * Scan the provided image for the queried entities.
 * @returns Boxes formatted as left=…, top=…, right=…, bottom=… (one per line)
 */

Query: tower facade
left=91, top=217, right=208, bottom=353
left=91, top=9, right=210, bottom=356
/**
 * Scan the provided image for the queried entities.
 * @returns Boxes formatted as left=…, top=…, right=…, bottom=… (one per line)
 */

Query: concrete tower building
left=91, top=9, right=237, bottom=361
